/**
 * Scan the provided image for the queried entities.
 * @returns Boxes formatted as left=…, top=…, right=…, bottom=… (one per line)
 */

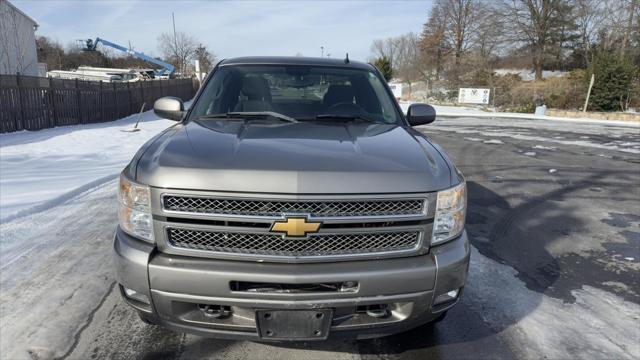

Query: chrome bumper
left=113, top=227, right=470, bottom=340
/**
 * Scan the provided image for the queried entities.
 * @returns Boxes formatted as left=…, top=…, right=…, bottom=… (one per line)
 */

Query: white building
left=0, top=0, right=39, bottom=76
left=388, top=82, right=403, bottom=100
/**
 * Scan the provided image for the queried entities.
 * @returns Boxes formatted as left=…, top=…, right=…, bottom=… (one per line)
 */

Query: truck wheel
left=137, top=312, right=158, bottom=325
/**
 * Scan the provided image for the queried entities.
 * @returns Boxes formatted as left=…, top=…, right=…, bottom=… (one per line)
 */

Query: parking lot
left=1, top=116, right=638, bottom=359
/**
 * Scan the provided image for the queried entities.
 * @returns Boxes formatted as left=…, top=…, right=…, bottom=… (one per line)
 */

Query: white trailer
left=76, top=66, right=147, bottom=82
left=46, top=70, right=121, bottom=82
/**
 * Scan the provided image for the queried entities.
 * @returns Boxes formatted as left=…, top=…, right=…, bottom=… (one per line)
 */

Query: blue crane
left=83, top=38, right=176, bottom=77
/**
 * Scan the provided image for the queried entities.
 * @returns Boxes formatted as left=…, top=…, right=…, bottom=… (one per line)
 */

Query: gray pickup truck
left=115, top=56, right=469, bottom=341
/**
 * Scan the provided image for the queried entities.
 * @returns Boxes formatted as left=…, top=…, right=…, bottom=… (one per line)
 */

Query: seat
left=234, top=76, right=273, bottom=112
left=323, top=85, right=355, bottom=109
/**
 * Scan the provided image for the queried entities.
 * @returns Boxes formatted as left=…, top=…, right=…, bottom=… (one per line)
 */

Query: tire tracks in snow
left=1, top=173, right=119, bottom=224
left=56, top=281, right=117, bottom=360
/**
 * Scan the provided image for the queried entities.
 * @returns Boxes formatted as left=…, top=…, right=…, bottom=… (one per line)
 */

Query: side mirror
left=406, top=103, right=436, bottom=126
left=153, top=96, right=185, bottom=121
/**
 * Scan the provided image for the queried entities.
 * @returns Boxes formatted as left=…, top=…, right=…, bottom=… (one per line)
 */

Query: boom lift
left=82, top=38, right=175, bottom=77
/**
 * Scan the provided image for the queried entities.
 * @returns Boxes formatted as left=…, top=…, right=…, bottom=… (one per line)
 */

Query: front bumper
left=113, top=227, right=470, bottom=340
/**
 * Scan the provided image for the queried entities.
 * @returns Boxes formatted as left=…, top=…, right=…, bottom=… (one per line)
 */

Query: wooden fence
left=0, top=75, right=198, bottom=133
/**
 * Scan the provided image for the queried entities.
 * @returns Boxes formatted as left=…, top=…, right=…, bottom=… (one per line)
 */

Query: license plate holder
left=256, top=309, right=333, bottom=340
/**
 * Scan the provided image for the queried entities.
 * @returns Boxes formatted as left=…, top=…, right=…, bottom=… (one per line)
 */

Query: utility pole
left=583, top=74, right=595, bottom=112
left=172, top=12, right=179, bottom=73
left=172, top=12, right=178, bottom=47
left=321, top=46, right=324, bottom=58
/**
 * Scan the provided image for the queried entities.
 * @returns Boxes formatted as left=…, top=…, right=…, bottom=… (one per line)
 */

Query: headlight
left=118, top=174, right=154, bottom=243
left=432, top=182, right=466, bottom=245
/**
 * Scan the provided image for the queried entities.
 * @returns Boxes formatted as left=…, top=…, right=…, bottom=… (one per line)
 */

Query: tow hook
left=198, top=304, right=232, bottom=319
left=365, top=304, right=390, bottom=318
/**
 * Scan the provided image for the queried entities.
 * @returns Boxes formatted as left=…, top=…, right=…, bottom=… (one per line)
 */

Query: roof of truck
left=219, top=56, right=373, bottom=70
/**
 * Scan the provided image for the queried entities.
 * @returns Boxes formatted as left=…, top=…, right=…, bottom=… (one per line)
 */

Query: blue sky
left=14, top=0, right=432, bottom=61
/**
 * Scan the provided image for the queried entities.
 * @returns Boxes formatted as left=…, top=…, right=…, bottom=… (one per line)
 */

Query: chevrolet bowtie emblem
left=271, top=217, right=321, bottom=237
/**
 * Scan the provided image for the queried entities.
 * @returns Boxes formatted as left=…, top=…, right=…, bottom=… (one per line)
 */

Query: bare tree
left=420, top=3, right=449, bottom=85
left=370, top=37, right=398, bottom=66
left=620, top=0, right=638, bottom=56
left=500, top=0, right=569, bottom=80
left=194, top=44, right=217, bottom=74
left=158, top=31, right=197, bottom=75
left=420, top=0, right=490, bottom=87
left=440, top=0, right=483, bottom=85
left=36, top=36, right=64, bottom=70
left=393, top=32, right=423, bottom=96
left=476, top=3, right=506, bottom=62
left=573, top=0, right=604, bottom=66
left=585, top=0, right=637, bottom=58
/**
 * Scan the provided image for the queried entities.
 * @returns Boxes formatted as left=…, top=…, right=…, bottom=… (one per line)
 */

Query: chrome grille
left=162, top=196, right=425, bottom=218
left=167, top=228, right=420, bottom=257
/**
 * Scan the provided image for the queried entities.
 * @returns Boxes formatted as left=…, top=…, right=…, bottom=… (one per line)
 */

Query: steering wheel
left=325, top=102, right=365, bottom=115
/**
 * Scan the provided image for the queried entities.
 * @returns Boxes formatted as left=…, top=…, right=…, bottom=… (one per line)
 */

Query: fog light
left=433, top=289, right=459, bottom=305
left=123, top=287, right=150, bottom=305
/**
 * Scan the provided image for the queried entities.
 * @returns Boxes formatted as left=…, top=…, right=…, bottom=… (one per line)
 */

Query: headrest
left=323, top=85, right=354, bottom=107
left=242, top=76, right=271, bottom=100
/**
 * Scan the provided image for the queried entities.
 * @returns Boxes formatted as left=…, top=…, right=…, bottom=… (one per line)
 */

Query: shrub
left=587, top=53, right=637, bottom=111
left=492, top=71, right=587, bottom=112
left=513, top=101, right=536, bottom=113
left=492, top=74, right=522, bottom=109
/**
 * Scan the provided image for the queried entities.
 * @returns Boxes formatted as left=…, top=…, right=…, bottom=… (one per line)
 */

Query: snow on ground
left=431, top=125, right=640, bottom=154
left=399, top=102, right=640, bottom=127
left=493, top=68, right=568, bottom=81
left=1, top=101, right=638, bottom=359
left=405, top=108, right=640, bottom=155
left=0, top=107, right=178, bottom=358
left=466, top=247, right=640, bottom=359
left=0, top=180, right=118, bottom=359
left=0, top=110, right=176, bottom=222
left=482, top=139, right=504, bottom=145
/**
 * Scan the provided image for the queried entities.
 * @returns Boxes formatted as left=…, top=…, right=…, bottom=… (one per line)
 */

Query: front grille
left=162, top=196, right=425, bottom=218
left=167, top=228, right=420, bottom=257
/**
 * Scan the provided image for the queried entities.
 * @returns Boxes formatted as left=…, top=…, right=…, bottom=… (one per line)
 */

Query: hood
left=136, top=120, right=452, bottom=194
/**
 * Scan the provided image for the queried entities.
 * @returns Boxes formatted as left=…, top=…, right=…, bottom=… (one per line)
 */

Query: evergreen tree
left=372, top=56, right=393, bottom=81
left=587, top=52, right=637, bottom=111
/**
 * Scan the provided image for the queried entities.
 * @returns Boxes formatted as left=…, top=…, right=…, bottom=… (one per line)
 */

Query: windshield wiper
left=314, top=114, right=378, bottom=123
left=197, top=111, right=298, bottom=123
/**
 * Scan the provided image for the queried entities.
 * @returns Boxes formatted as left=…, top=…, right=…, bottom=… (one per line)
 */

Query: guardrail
left=0, top=75, right=199, bottom=133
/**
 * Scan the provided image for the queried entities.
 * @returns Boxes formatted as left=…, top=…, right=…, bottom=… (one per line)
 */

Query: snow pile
left=0, top=110, right=176, bottom=222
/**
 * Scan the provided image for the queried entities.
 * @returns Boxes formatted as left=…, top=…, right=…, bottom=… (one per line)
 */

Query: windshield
left=190, top=64, right=401, bottom=124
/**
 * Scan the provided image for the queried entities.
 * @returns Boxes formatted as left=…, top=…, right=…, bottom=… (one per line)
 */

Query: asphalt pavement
left=1, top=117, right=638, bottom=360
